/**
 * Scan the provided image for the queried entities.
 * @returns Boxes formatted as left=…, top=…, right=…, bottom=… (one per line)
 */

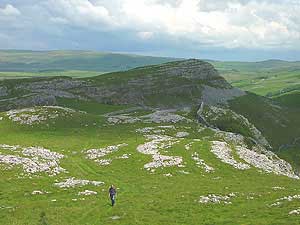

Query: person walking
left=109, top=185, right=117, bottom=206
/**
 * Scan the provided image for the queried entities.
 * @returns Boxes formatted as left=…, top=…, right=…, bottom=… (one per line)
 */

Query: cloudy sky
left=0, top=0, right=299, bottom=61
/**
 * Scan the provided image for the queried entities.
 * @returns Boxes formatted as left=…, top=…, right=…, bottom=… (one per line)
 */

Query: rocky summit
left=0, top=59, right=245, bottom=111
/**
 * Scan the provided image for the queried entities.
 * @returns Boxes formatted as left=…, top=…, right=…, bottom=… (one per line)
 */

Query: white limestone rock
left=86, top=143, right=128, bottom=160
left=0, top=144, right=66, bottom=176
left=192, top=152, right=214, bottom=173
left=175, top=132, right=189, bottom=138
left=199, top=193, right=236, bottom=204
left=78, top=190, right=97, bottom=196
left=210, top=141, right=250, bottom=170
left=289, top=209, right=300, bottom=215
left=137, top=135, right=183, bottom=170
left=236, top=145, right=299, bottom=179
left=54, top=177, right=104, bottom=188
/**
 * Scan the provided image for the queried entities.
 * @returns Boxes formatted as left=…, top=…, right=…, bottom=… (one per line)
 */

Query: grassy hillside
left=273, top=91, right=300, bottom=108
left=229, top=94, right=300, bottom=163
left=0, top=59, right=300, bottom=224
left=0, top=105, right=300, bottom=225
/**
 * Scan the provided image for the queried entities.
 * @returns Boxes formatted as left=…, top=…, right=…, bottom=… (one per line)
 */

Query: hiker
left=109, top=185, right=117, bottom=206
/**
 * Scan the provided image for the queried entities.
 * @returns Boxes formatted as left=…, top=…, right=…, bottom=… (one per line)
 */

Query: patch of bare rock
left=210, top=141, right=250, bottom=170
left=289, top=208, right=300, bottom=215
left=85, top=143, right=128, bottom=166
left=6, top=106, right=76, bottom=125
left=54, top=177, right=104, bottom=188
left=175, top=131, right=190, bottom=138
left=78, top=190, right=97, bottom=196
left=0, top=144, right=66, bottom=176
left=137, top=134, right=183, bottom=170
left=198, top=193, right=236, bottom=204
left=236, top=145, right=298, bottom=179
left=108, top=110, right=191, bottom=124
left=192, top=152, right=214, bottom=173
left=210, top=140, right=298, bottom=179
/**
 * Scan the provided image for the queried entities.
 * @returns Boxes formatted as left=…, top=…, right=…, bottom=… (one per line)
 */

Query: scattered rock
left=271, top=194, right=300, bottom=207
left=108, top=111, right=191, bottom=124
left=175, top=132, right=189, bottom=138
left=236, top=145, right=299, bottom=179
left=163, top=173, right=173, bottom=177
left=199, top=193, right=236, bottom=204
left=31, top=190, right=45, bottom=195
left=6, top=106, right=76, bottom=125
left=116, top=154, right=131, bottom=159
left=272, top=186, right=285, bottom=190
left=210, top=141, right=250, bottom=170
left=200, top=85, right=246, bottom=106
left=96, top=159, right=112, bottom=166
left=141, top=111, right=191, bottom=123
left=289, top=208, right=300, bottom=215
left=85, top=143, right=128, bottom=166
left=78, top=190, right=97, bottom=196
left=192, top=152, right=214, bottom=173
left=86, top=143, right=128, bottom=160
left=107, top=115, right=140, bottom=124
left=203, top=105, right=270, bottom=148
left=54, top=177, right=104, bottom=188
left=137, top=135, right=183, bottom=170
left=0, top=144, right=65, bottom=176
left=111, top=216, right=121, bottom=220
left=178, top=170, right=190, bottom=175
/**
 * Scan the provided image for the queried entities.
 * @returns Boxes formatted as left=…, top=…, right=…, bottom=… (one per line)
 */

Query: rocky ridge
left=0, top=59, right=245, bottom=111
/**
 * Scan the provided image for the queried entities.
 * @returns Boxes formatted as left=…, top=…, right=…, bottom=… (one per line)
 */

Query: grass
left=273, top=91, right=300, bottom=108
left=0, top=105, right=300, bottom=224
left=0, top=71, right=104, bottom=80
left=229, top=93, right=300, bottom=167
left=0, top=50, right=178, bottom=73
left=210, top=61, right=300, bottom=98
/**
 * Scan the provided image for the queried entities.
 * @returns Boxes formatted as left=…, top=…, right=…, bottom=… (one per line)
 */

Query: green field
left=210, top=60, right=300, bottom=98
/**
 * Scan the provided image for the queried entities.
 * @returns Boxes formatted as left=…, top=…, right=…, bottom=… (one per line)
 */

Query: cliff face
left=0, top=59, right=245, bottom=111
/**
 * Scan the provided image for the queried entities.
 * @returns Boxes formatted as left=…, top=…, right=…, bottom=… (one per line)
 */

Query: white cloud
left=0, top=0, right=300, bottom=54
left=137, top=31, right=154, bottom=40
left=114, top=0, right=300, bottom=49
left=0, top=4, right=21, bottom=16
left=45, top=0, right=116, bottom=30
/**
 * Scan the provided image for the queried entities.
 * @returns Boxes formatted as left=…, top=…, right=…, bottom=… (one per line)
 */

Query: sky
left=0, top=0, right=299, bottom=61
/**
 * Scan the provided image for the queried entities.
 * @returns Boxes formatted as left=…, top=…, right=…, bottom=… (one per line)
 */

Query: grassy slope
left=229, top=93, right=300, bottom=166
left=273, top=91, right=300, bottom=109
left=1, top=105, right=300, bottom=225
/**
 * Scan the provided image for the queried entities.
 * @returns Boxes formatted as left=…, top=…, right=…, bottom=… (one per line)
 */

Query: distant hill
left=0, top=50, right=179, bottom=73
